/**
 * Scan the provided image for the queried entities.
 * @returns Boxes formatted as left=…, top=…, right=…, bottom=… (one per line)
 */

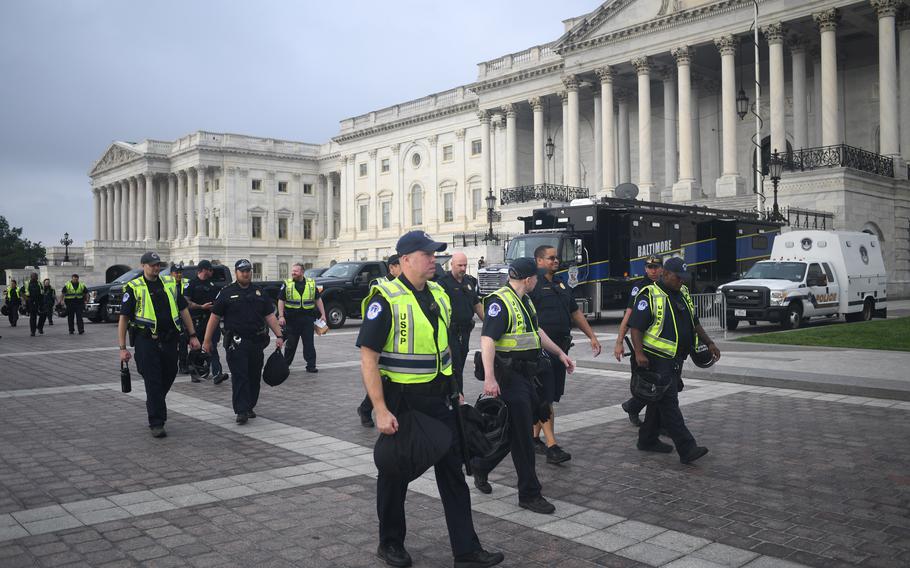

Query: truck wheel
left=847, top=298, right=874, bottom=323
left=102, top=301, right=116, bottom=323
left=725, top=312, right=739, bottom=331
left=325, top=302, right=346, bottom=329
left=781, top=303, right=803, bottom=330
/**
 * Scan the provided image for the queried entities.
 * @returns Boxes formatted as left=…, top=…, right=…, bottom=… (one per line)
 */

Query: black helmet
left=54, top=304, right=67, bottom=318
left=689, top=344, right=716, bottom=368
left=0, top=304, right=7, bottom=316
left=630, top=368, right=672, bottom=402
left=474, top=396, right=511, bottom=460
left=187, top=349, right=211, bottom=380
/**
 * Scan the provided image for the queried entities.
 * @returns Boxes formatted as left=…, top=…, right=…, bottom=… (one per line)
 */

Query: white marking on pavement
left=0, top=346, right=119, bottom=358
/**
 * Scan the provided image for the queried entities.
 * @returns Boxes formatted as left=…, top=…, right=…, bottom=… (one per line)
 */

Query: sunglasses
left=646, top=264, right=662, bottom=269
left=544, top=256, right=558, bottom=261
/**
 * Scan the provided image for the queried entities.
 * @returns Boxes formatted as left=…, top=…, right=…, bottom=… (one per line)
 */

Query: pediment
left=556, top=0, right=692, bottom=50
left=90, top=142, right=144, bottom=176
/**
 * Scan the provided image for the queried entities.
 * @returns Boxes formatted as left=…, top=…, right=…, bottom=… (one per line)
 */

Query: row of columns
left=93, top=167, right=211, bottom=242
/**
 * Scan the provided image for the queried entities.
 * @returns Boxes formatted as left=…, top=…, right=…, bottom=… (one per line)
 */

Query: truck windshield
left=110, top=268, right=142, bottom=284
left=743, top=262, right=806, bottom=282
left=506, top=235, right=561, bottom=261
left=321, top=263, right=360, bottom=278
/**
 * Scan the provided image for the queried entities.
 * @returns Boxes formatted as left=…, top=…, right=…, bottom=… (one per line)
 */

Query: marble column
left=339, top=157, right=348, bottom=236
left=177, top=171, right=187, bottom=240
left=597, top=67, right=616, bottom=194
left=814, top=8, right=840, bottom=146
left=661, top=67, right=678, bottom=197
left=107, top=186, right=115, bottom=241
left=125, top=178, right=134, bottom=241
left=478, top=111, right=492, bottom=192
left=812, top=47, right=823, bottom=147
left=502, top=104, right=518, bottom=188
left=137, top=177, right=146, bottom=240
left=529, top=97, right=545, bottom=185
left=144, top=173, right=156, bottom=240
left=632, top=57, right=656, bottom=199
left=715, top=36, right=746, bottom=196
left=186, top=170, right=195, bottom=238
left=692, top=79, right=703, bottom=189
left=873, top=0, right=900, bottom=156
left=592, top=83, right=603, bottom=193
left=900, top=12, right=910, bottom=160
left=166, top=174, right=176, bottom=241
left=99, top=187, right=108, bottom=240
left=196, top=167, right=206, bottom=237
left=790, top=38, right=809, bottom=151
left=325, top=174, right=334, bottom=239
left=617, top=90, right=631, bottom=184
left=564, top=75, right=580, bottom=187
left=764, top=23, right=787, bottom=158
left=113, top=182, right=122, bottom=241
left=672, top=46, right=699, bottom=200
left=560, top=91, right=569, bottom=183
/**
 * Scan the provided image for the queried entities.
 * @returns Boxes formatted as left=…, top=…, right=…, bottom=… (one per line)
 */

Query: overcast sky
left=0, top=0, right=595, bottom=248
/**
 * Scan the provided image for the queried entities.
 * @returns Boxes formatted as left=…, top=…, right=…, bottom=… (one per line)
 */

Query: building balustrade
left=786, top=206, right=835, bottom=230
left=783, top=144, right=895, bottom=178
left=500, top=184, right=589, bottom=205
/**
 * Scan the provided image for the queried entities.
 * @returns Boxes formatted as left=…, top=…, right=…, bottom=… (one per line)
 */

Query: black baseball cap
left=140, top=252, right=166, bottom=266
left=235, top=259, right=253, bottom=271
left=508, top=257, right=542, bottom=279
left=197, top=260, right=213, bottom=270
left=396, top=231, right=447, bottom=255
left=388, top=254, right=400, bottom=266
left=662, top=257, right=691, bottom=281
left=645, top=255, right=662, bottom=267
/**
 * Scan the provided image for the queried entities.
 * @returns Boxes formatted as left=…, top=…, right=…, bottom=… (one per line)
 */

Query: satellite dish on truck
left=615, top=183, right=639, bottom=200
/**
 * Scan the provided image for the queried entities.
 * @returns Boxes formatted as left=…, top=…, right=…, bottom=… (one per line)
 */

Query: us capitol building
left=83, top=0, right=909, bottom=296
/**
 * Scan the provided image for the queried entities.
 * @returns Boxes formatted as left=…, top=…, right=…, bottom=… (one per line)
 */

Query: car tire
left=725, top=312, right=739, bottom=331
left=325, top=302, right=346, bottom=329
left=780, top=303, right=803, bottom=330
left=847, top=298, right=874, bottom=323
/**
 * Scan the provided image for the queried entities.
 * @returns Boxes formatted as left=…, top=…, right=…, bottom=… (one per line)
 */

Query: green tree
left=0, top=216, right=46, bottom=281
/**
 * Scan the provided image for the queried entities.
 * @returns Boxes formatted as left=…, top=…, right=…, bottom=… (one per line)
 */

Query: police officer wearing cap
left=471, top=257, right=575, bottom=515
left=437, top=252, right=484, bottom=395
left=278, top=262, right=326, bottom=373
left=204, top=259, right=284, bottom=424
left=529, top=245, right=601, bottom=465
left=62, top=274, right=88, bottom=334
left=169, top=263, right=190, bottom=374
left=184, top=260, right=227, bottom=383
left=356, top=254, right=402, bottom=428
left=119, top=252, right=201, bottom=438
left=358, top=230, right=503, bottom=568
left=628, top=257, right=720, bottom=464
left=615, top=255, right=664, bottom=426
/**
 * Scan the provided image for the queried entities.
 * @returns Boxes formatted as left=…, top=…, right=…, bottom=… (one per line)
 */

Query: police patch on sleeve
left=366, top=302, right=382, bottom=320
left=630, top=286, right=639, bottom=297
left=487, top=303, right=502, bottom=317
left=121, top=292, right=129, bottom=304
left=637, top=299, right=648, bottom=311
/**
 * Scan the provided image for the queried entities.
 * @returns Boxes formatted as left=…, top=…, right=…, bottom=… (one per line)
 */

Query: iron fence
left=786, top=206, right=835, bottom=230
left=691, top=292, right=726, bottom=338
left=783, top=144, right=894, bottom=178
left=500, top=184, right=589, bottom=205
left=450, top=232, right=515, bottom=247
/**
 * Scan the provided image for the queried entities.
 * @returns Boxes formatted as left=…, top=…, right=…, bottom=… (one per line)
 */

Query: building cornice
left=467, top=61, right=565, bottom=95
left=331, top=101, right=478, bottom=144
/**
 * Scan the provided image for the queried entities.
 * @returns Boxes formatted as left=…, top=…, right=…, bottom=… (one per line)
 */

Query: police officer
left=614, top=255, right=663, bottom=426
left=357, top=255, right=402, bottom=428
left=471, top=257, right=574, bottom=515
left=40, top=278, right=56, bottom=328
left=203, top=259, right=284, bottom=424
left=278, top=262, right=326, bottom=373
left=358, top=230, right=503, bottom=568
left=24, top=273, right=43, bottom=336
left=118, top=252, right=201, bottom=438
left=437, top=252, right=484, bottom=395
left=5, top=279, right=20, bottom=327
left=171, top=263, right=190, bottom=374
left=62, top=273, right=88, bottom=335
left=628, top=257, right=720, bottom=464
left=529, top=245, right=601, bottom=465
left=185, top=260, right=226, bottom=384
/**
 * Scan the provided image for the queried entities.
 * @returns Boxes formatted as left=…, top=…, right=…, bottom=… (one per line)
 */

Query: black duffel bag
left=263, top=347, right=290, bottom=387
left=630, top=368, right=673, bottom=402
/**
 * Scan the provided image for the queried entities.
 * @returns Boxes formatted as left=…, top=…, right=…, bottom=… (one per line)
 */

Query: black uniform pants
left=66, top=300, right=84, bottom=333
left=226, top=336, right=265, bottom=414
left=448, top=324, right=473, bottom=394
left=638, top=356, right=696, bottom=456
left=377, top=386, right=481, bottom=557
left=177, top=332, right=188, bottom=371
left=283, top=312, right=316, bottom=369
left=28, top=302, right=45, bottom=334
left=7, top=302, right=19, bottom=326
left=133, top=334, right=178, bottom=428
left=470, top=368, right=542, bottom=501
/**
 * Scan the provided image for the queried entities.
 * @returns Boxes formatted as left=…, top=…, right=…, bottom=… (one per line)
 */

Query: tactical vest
left=362, top=279, right=453, bottom=384
left=283, top=278, right=316, bottom=310
left=488, top=286, right=541, bottom=354
left=125, top=276, right=181, bottom=335
left=63, top=281, right=86, bottom=300
left=640, top=283, right=698, bottom=359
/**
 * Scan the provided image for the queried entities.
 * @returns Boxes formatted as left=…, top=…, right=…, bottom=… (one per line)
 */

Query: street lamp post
left=768, top=149, right=785, bottom=222
left=484, top=188, right=497, bottom=242
left=60, top=232, right=74, bottom=263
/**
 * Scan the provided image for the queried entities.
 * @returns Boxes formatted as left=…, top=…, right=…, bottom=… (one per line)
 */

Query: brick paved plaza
left=0, top=321, right=908, bottom=568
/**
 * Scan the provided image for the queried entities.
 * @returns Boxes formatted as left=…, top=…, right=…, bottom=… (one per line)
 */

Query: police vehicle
left=477, top=197, right=782, bottom=319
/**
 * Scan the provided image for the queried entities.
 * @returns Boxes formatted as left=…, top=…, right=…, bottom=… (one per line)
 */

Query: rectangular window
left=214, top=178, right=220, bottom=191
left=442, top=145, right=453, bottom=162
left=411, top=192, right=423, bottom=226
left=333, top=185, right=339, bottom=197
left=278, top=263, right=289, bottom=280
left=204, top=181, right=210, bottom=193
left=381, top=158, right=390, bottom=173
left=354, top=248, right=368, bottom=261
left=214, top=216, right=220, bottom=238
left=381, top=201, right=391, bottom=229
left=303, top=218, right=313, bottom=240
left=278, top=217, right=288, bottom=240
left=252, top=262, right=263, bottom=281
left=359, top=163, right=367, bottom=177
left=444, top=192, right=454, bottom=223
left=204, top=218, right=210, bottom=237
left=251, top=216, right=262, bottom=239
left=471, top=139, right=482, bottom=155
left=359, top=204, right=368, bottom=231
left=278, top=181, right=288, bottom=193
left=251, top=179, right=262, bottom=191
left=303, top=183, right=313, bottom=195
left=472, top=188, right=482, bottom=219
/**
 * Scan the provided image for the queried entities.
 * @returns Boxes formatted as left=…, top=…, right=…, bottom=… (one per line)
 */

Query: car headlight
left=87, top=291, right=97, bottom=302
left=769, top=291, right=788, bottom=305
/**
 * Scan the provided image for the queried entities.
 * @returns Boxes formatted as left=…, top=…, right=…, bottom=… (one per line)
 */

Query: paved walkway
left=0, top=318, right=907, bottom=567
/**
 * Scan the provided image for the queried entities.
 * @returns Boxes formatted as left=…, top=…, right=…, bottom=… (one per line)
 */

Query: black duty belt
left=451, top=322, right=475, bottom=331
left=383, top=376, right=451, bottom=396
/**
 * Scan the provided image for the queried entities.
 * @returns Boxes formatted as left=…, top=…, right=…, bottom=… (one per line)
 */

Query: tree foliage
left=0, top=216, right=46, bottom=281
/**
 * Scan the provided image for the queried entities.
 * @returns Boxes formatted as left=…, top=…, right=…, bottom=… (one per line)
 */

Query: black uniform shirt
left=356, top=275, right=440, bottom=353
left=212, top=282, right=274, bottom=337
left=185, top=277, right=219, bottom=317
left=628, top=281, right=699, bottom=359
left=41, top=286, right=55, bottom=308
left=437, top=272, right=480, bottom=327
left=6, top=287, right=19, bottom=303
left=626, top=277, right=656, bottom=310
left=529, top=274, right=578, bottom=338
left=481, top=284, right=540, bottom=360
left=120, top=277, right=189, bottom=334
left=25, top=280, right=41, bottom=303
left=278, top=277, right=321, bottom=317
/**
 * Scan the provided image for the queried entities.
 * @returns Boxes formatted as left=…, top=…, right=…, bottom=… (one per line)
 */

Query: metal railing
left=500, top=184, right=589, bottom=205
left=451, top=232, right=515, bottom=247
left=691, top=292, right=726, bottom=337
left=783, top=144, right=895, bottom=178
left=786, top=206, right=835, bottom=230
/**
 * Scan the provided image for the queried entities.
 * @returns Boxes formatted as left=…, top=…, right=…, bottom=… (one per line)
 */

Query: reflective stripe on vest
left=63, top=281, right=86, bottom=300
left=283, top=278, right=316, bottom=310
left=489, top=286, right=541, bottom=353
left=641, top=283, right=698, bottom=359
left=125, top=277, right=182, bottom=334
left=368, top=279, right=452, bottom=384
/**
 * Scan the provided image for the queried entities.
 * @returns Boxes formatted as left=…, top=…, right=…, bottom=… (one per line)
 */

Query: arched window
left=411, top=185, right=423, bottom=226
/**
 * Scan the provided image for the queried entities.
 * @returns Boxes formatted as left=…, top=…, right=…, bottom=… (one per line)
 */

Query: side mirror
left=573, top=238, right=583, bottom=264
